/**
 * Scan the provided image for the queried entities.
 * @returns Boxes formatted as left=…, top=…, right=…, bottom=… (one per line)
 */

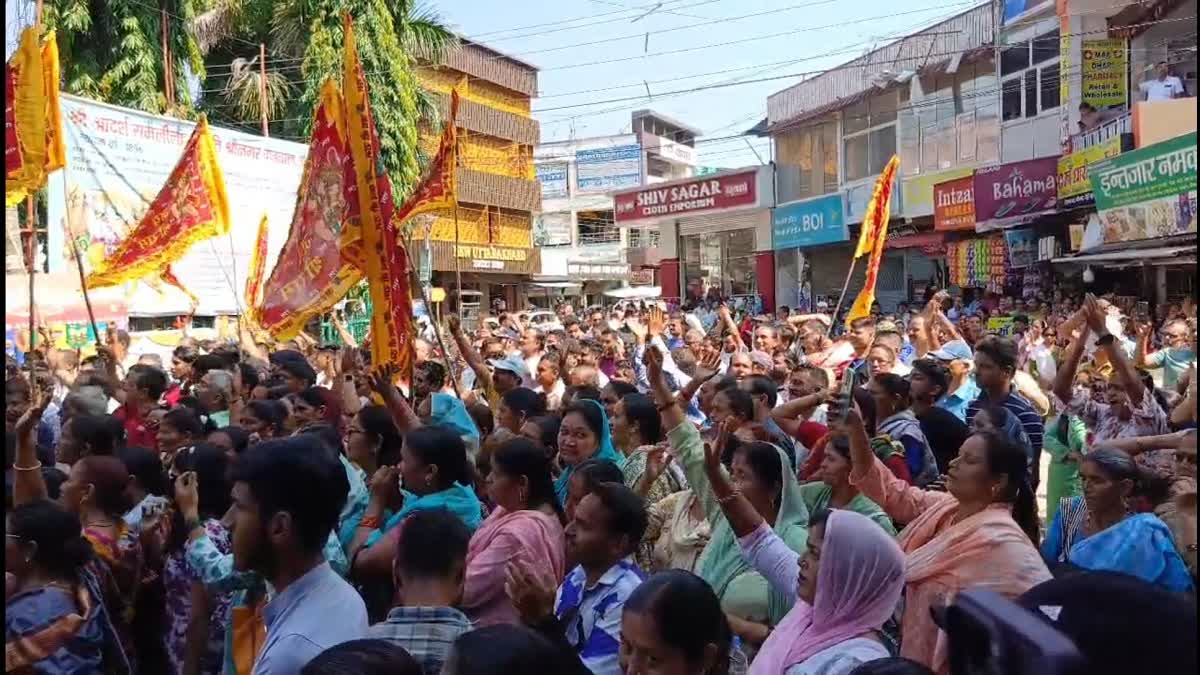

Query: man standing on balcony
left=1140, top=61, right=1188, bottom=101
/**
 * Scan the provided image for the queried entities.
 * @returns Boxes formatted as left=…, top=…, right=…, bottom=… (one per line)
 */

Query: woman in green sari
left=644, top=347, right=809, bottom=659
left=800, top=435, right=896, bottom=536
left=1043, top=414, right=1088, bottom=524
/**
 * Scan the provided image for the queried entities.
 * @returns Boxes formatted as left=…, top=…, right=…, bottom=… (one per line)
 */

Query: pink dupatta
left=750, top=510, right=905, bottom=674
left=462, top=507, right=565, bottom=627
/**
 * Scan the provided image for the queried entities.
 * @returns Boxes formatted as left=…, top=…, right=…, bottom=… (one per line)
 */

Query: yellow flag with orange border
left=845, top=155, right=900, bottom=325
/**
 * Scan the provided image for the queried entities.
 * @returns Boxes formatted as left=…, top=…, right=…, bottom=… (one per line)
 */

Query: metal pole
left=26, top=197, right=37, bottom=356
left=60, top=174, right=100, bottom=341
left=828, top=257, right=859, bottom=337
left=404, top=245, right=462, bottom=399
left=259, top=43, right=269, bottom=137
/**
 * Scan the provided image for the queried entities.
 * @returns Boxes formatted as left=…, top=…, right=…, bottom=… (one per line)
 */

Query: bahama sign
left=1089, top=132, right=1197, bottom=244
left=771, top=194, right=846, bottom=250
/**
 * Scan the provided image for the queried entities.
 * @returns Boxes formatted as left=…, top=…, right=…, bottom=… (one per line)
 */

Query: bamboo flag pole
left=259, top=43, right=269, bottom=137
left=61, top=174, right=101, bottom=342
left=405, top=244, right=463, bottom=400
left=27, top=0, right=44, bottom=357
left=827, top=258, right=859, bottom=337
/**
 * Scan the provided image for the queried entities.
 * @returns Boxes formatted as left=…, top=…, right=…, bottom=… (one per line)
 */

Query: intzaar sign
left=614, top=170, right=757, bottom=224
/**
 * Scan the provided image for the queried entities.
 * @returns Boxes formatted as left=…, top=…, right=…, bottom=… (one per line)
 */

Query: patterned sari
left=83, top=522, right=143, bottom=670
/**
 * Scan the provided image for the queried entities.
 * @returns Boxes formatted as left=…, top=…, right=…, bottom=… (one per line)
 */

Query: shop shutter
left=676, top=210, right=766, bottom=237
left=807, top=245, right=863, bottom=307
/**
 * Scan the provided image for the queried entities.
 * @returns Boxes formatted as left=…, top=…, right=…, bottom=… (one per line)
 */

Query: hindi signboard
left=1088, top=132, right=1197, bottom=244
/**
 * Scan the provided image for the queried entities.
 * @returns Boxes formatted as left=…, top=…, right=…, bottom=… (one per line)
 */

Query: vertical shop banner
left=1089, top=131, right=1197, bottom=244
left=535, top=162, right=568, bottom=199
left=46, top=95, right=307, bottom=315
left=575, top=144, right=642, bottom=194
left=1057, top=136, right=1123, bottom=208
left=933, top=176, right=976, bottom=231
left=1004, top=228, right=1037, bottom=268
left=772, top=194, right=846, bottom=250
left=1081, top=39, right=1128, bottom=109
left=972, top=156, right=1059, bottom=231
left=533, top=212, right=572, bottom=247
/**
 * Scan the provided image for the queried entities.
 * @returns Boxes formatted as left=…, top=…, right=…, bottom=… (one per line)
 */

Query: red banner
left=343, top=14, right=414, bottom=377
left=933, top=176, right=976, bottom=231
left=85, top=116, right=230, bottom=290
left=256, top=81, right=363, bottom=340
left=613, top=170, right=758, bottom=224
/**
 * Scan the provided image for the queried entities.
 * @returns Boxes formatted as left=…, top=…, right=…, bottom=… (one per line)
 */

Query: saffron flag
left=85, top=116, right=231, bottom=290
left=6, top=28, right=65, bottom=206
left=392, top=90, right=459, bottom=228
left=243, top=213, right=269, bottom=320
left=256, top=80, right=364, bottom=340
left=343, top=14, right=416, bottom=376
left=845, top=155, right=900, bottom=325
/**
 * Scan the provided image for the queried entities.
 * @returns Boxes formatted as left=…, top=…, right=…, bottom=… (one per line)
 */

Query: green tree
left=44, top=0, right=206, bottom=115
left=194, top=0, right=455, bottom=197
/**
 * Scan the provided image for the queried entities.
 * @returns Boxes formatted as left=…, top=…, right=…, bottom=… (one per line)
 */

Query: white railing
left=1070, top=110, right=1133, bottom=151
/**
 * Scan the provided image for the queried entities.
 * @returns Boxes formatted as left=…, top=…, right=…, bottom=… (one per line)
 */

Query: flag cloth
left=5, top=28, right=65, bottom=206
left=343, top=13, right=415, bottom=376
left=255, top=80, right=364, bottom=340
left=851, top=155, right=899, bottom=260
left=392, top=90, right=459, bottom=227
left=85, top=116, right=230, bottom=290
left=845, top=155, right=900, bottom=325
left=243, top=213, right=269, bottom=322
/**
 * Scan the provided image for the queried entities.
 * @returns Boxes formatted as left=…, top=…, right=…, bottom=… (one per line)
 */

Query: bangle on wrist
left=13, top=462, right=43, bottom=472
left=717, top=489, right=742, bottom=506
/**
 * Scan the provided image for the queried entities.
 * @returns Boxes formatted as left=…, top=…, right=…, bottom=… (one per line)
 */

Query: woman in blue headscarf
left=422, top=392, right=482, bottom=457
left=553, top=399, right=623, bottom=507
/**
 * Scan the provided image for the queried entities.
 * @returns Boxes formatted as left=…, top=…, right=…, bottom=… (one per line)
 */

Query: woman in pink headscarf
left=704, top=435, right=906, bottom=674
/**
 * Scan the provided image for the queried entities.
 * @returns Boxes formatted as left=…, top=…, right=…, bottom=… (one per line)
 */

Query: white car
left=525, top=310, right=563, bottom=333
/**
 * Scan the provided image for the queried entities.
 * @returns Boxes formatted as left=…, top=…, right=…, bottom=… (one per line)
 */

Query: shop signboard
left=1089, top=131, right=1197, bottom=244
left=771, top=194, right=845, bottom=250
left=933, top=176, right=976, bottom=231
left=1081, top=39, right=1128, bottom=109
left=536, top=162, right=569, bottom=199
left=613, top=169, right=758, bottom=224
left=900, top=167, right=974, bottom=218
left=973, top=156, right=1059, bottom=231
left=1004, top=228, right=1037, bottom=268
left=630, top=269, right=655, bottom=285
left=431, top=242, right=539, bottom=274
left=843, top=173, right=901, bottom=224
left=1057, top=136, right=1123, bottom=208
left=987, top=316, right=1016, bottom=337
left=575, top=144, right=642, bottom=194
left=567, top=262, right=630, bottom=281
left=533, top=212, right=572, bottom=247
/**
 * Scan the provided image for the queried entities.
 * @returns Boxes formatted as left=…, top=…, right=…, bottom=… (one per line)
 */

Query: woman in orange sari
left=836, top=404, right=1050, bottom=675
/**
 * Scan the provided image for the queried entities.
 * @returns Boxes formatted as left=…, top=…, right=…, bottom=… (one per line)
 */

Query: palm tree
left=193, top=0, right=456, bottom=196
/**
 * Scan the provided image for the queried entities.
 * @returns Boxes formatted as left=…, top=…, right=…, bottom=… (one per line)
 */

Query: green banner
left=1089, top=132, right=1197, bottom=243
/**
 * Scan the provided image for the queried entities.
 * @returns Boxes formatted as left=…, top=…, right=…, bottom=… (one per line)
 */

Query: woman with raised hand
left=461, top=438, right=566, bottom=627
left=644, top=345, right=808, bottom=658
left=1042, top=448, right=1192, bottom=592
left=835, top=398, right=1050, bottom=674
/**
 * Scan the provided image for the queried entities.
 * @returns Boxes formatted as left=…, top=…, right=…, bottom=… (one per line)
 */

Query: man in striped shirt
left=966, top=336, right=1045, bottom=490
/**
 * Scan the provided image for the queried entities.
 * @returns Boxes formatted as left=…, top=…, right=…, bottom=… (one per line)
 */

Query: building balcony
left=577, top=229, right=621, bottom=246
left=456, top=169, right=540, bottom=213
left=1070, top=110, right=1133, bottom=152
left=436, top=93, right=539, bottom=146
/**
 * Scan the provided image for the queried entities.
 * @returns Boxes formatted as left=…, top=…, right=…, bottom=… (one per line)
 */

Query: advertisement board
left=46, top=95, right=307, bottom=315
left=933, top=176, right=976, bottom=231
left=973, top=156, right=1059, bottom=231
left=901, top=167, right=973, bottom=218
left=1081, top=38, right=1128, bottom=109
left=771, top=194, right=846, bottom=250
left=1004, top=228, right=1037, bottom=268
left=614, top=169, right=759, bottom=224
left=1089, top=132, right=1197, bottom=243
left=575, top=144, right=642, bottom=194
left=533, top=212, right=573, bottom=247
left=1057, top=136, right=1123, bottom=208
left=536, top=162, right=569, bottom=199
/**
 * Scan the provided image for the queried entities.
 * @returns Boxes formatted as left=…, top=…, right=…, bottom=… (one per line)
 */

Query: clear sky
left=434, top=0, right=979, bottom=169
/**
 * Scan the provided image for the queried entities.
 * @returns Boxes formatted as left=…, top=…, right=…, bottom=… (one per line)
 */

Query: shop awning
left=1051, top=245, right=1194, bottom=264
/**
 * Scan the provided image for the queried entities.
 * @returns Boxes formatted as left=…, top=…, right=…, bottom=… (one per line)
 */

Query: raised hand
left=646, top=305, right=666, bottom=338
left=643, top=442, right=675, bottom=485
left=625, top=318, right=648, bottom=341
left=15, top=384, right=52, bottom=438
left=705, top=419, right=734, bottom=472
left=505, top=557, right=557, bottom=624
left=174, top=471, right=200, bottom=522
left=642, top=339, right=665, bottom=386
left=339, top=346, right=359, bottom=377
left=447, top=314, right=462, bottom=335
left=694, top=349, right=722, bottom=383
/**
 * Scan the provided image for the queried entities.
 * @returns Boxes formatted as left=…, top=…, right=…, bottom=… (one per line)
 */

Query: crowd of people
left=5, top=287, right=1198, bottom=675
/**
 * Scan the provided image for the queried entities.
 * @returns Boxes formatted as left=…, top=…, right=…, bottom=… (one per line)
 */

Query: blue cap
left=928, top=339, right=973, bottom=362
left=488, top=354, right=530, bottom=382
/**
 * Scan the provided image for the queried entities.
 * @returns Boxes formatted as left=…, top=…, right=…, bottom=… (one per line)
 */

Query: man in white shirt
left=1139, top=61, right=1187, bottom=101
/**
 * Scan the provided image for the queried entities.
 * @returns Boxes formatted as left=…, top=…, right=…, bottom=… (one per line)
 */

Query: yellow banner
left=846, top=155, right=900, bottom=324
left=1057, top=136, right=1122, bottom=202
left=1081, top=38, right=1127, bottom=108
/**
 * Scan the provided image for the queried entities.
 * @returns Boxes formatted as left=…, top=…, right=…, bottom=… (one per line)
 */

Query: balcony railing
left=1070, top=110, right=1133, bottom=151
left=578, top=229, right=621, bottom=246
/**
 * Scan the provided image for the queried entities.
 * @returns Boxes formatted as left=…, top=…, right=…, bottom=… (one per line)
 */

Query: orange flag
left=343, top=13, right=416, bottom=376
left=256, top=80, right=363, bottom=340
left=6, top=28, right=65, bottom=206
left=243, top=213, right=269, bottom=321
left=85, top=116, right=230, bottom=290
left=845, top=155, right=900, bottom=325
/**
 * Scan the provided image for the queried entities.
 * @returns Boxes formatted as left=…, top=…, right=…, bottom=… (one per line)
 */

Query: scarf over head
left=701, top=443, right=809, bottom=625
left=751, top=509, right=906, bottom=673
left=553, top=398, right=622, bottom=505
left=430, top=393, right=481, bottom=454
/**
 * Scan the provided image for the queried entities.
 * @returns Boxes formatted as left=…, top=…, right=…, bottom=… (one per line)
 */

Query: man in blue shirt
left=928, top=339, right=980, bottom=423
left=513, top=482, right=646, bottom=675
left=965, top=336, right=1045, bottom=490
left=226, top=436, right=368, bottom=674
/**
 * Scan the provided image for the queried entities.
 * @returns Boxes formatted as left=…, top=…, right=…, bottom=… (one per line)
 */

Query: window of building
left=1000, top=28, right=1062, bottom=122
left=904, top=60, right=1000, bottom=174
left=577, top=210, right=619, bottom=245
left=775, top=119, right=838, bottom=202
left=681, top=229, right=758, bottom=300
left=843, top=92, right=898, bottom=182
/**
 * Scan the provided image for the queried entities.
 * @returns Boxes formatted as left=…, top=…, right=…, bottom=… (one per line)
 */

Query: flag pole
left=828, top=258, right=858, bottom=337
left=61, top=174, right=101, bottom=342
left=405, top=244, right=462, bottom=400
left=26, top=196, right=37, bottom=357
